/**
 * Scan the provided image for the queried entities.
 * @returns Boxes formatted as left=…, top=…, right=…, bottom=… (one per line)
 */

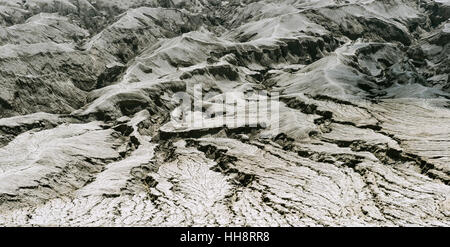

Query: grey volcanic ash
left=0, top=0, right=449, bottom=226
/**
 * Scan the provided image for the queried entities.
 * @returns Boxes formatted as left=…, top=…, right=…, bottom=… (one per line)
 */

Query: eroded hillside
left=0, top=0, right=449, bottom=226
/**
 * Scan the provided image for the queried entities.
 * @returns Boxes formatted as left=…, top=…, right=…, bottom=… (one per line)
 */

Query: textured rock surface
left=0, top=0, right=449, bottom=226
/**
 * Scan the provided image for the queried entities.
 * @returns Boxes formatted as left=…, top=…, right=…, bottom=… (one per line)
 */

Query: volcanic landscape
left=0, top=0, right=449, bottom=226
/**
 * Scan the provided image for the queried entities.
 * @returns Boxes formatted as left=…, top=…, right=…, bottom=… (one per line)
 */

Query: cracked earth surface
left=0, top=0, right=449, bottom=226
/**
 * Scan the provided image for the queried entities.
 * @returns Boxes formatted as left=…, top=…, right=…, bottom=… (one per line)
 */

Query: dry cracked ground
left=0, top=0, right=449, bottom=226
